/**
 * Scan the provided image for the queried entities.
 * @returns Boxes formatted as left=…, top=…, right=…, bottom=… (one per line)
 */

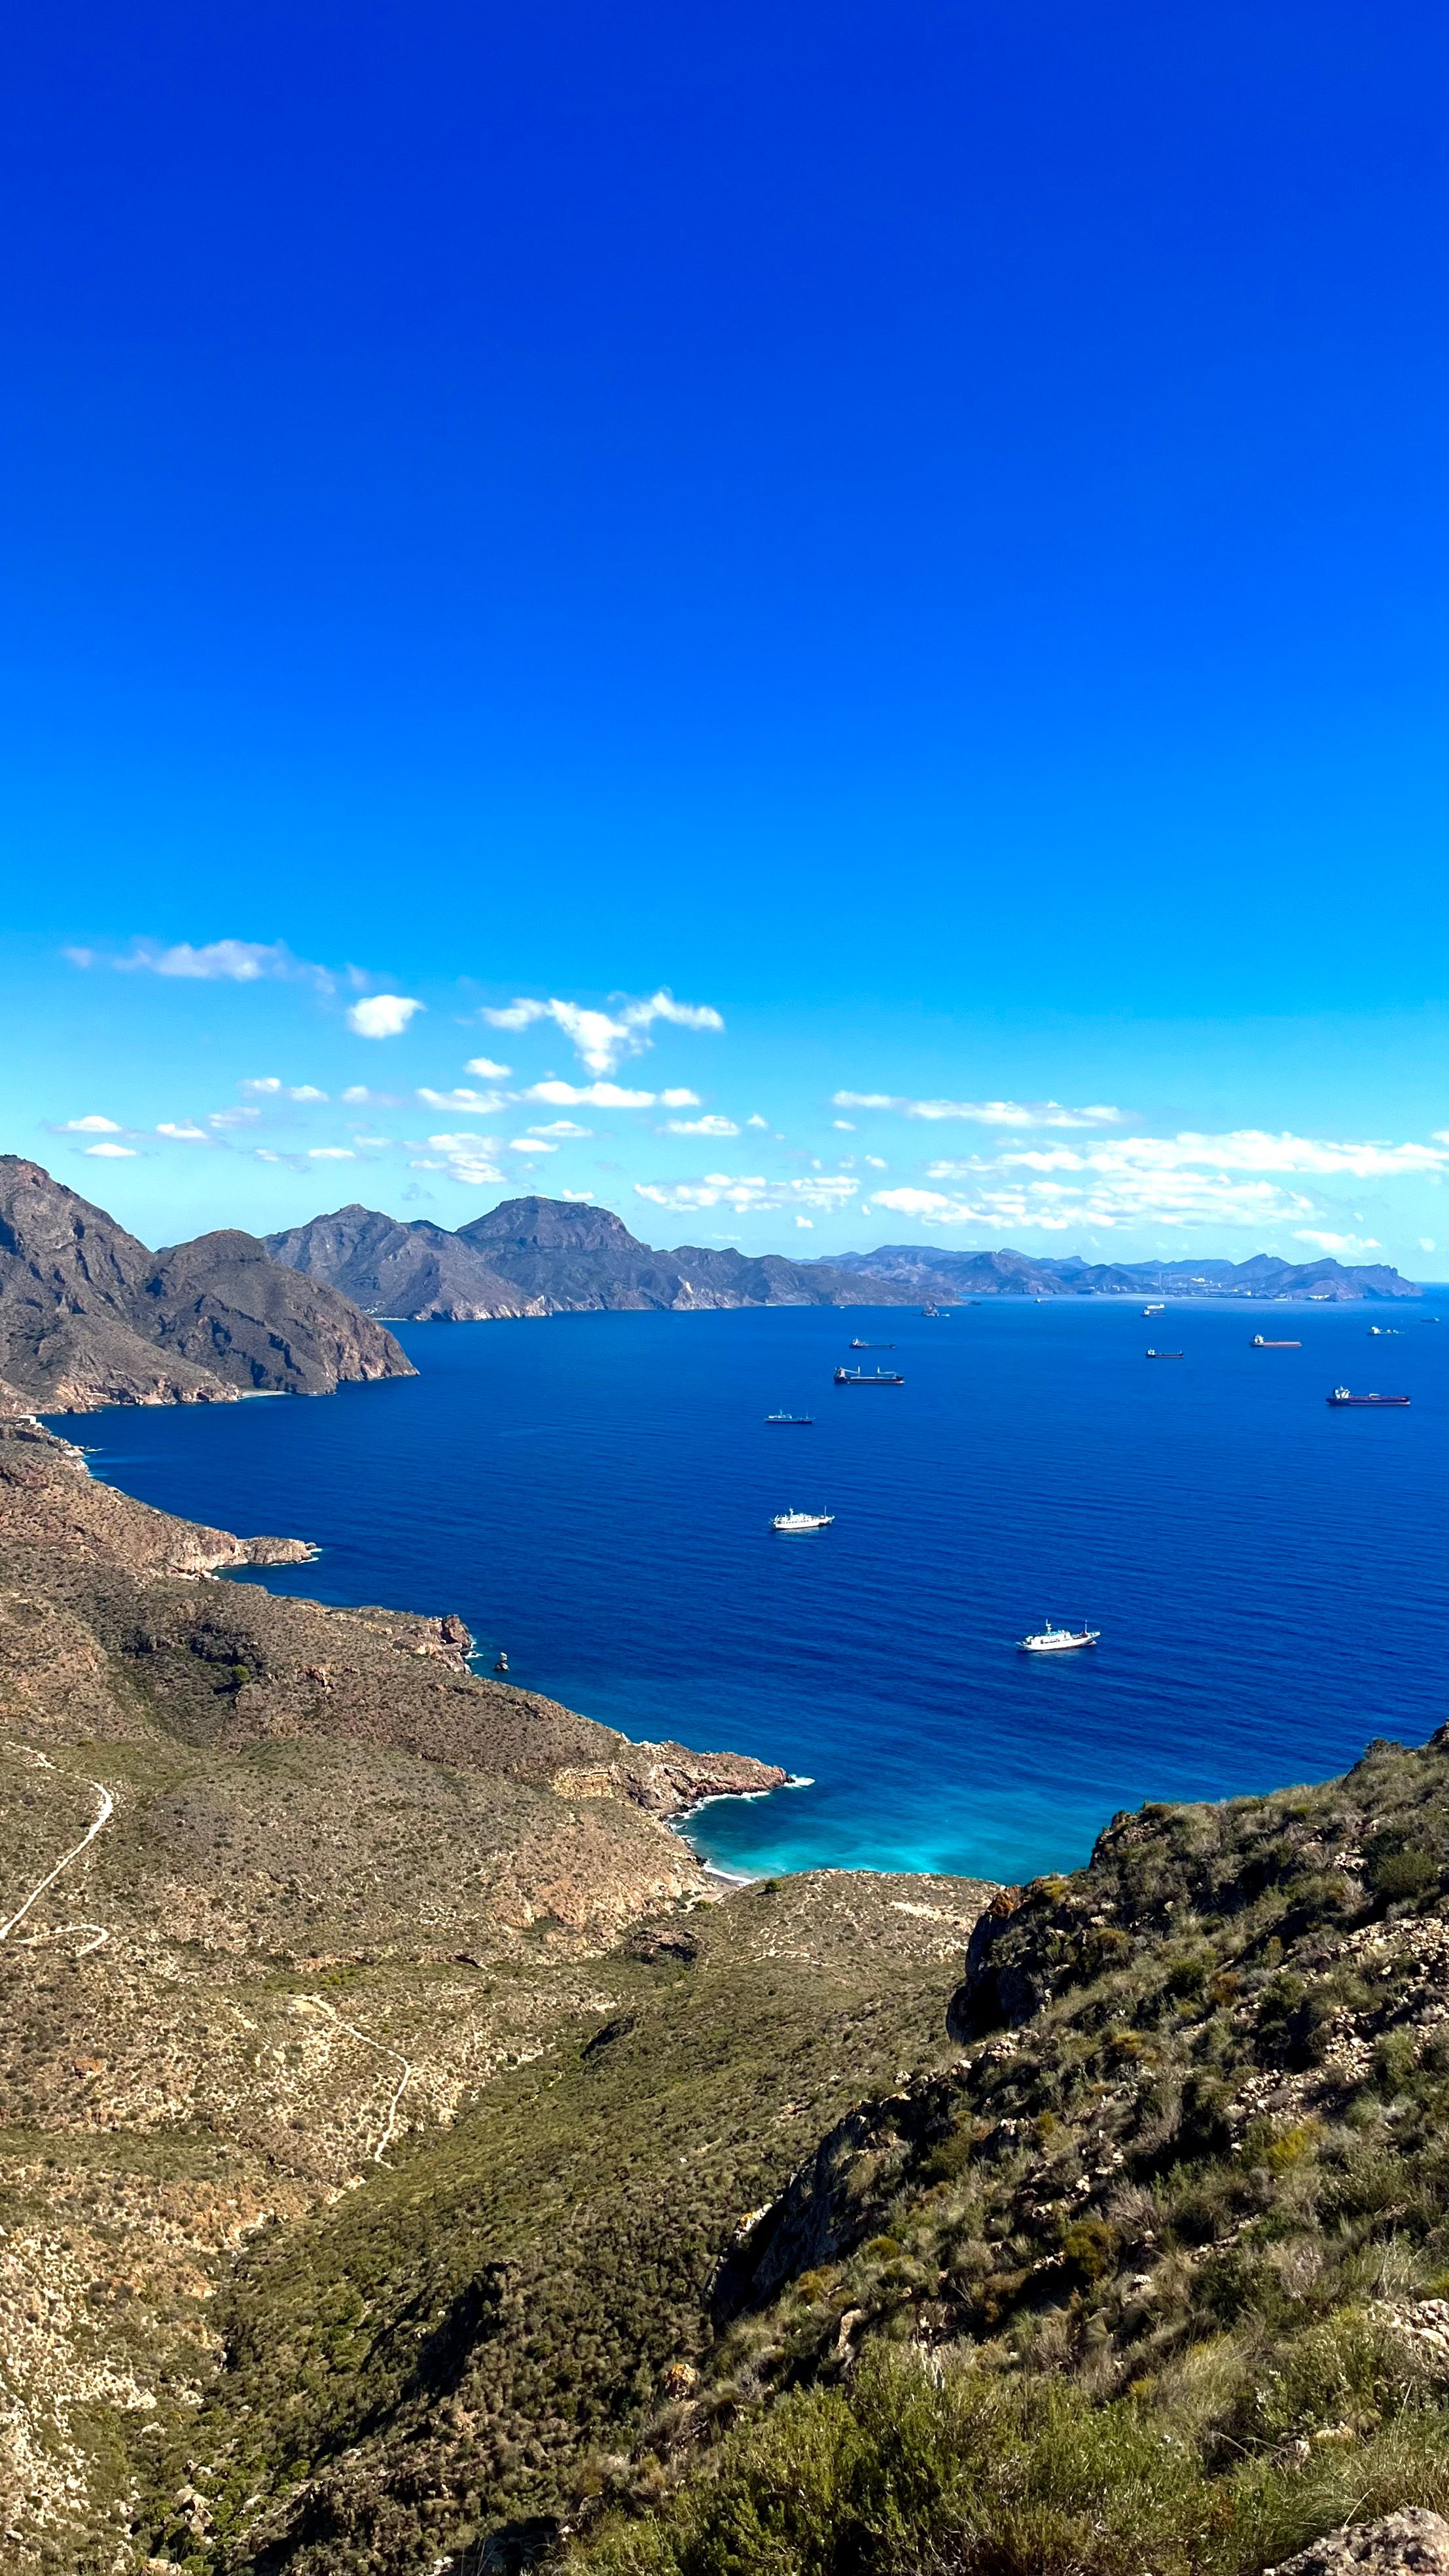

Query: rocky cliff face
left=0, top=1159, right=414, bottom=1406
left=270, top=1194, right=920, bottom=1315
left=264, top=1203, right=547, bottom=1321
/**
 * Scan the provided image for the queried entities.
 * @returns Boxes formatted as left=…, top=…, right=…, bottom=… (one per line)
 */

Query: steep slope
left=0, top=1420, right=789, bottom=2570
left=569, top=1731, right=1449, bottom=2576
left=0, top=1159, right=414, bottom=1407
left=264, top=1205, right=546, bottom=1321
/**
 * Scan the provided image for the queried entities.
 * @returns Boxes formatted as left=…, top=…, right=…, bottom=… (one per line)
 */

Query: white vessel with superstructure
left=1018, top=1621, right=1100, bottom=1653
left=771, top=1509, right=834, bottom=1533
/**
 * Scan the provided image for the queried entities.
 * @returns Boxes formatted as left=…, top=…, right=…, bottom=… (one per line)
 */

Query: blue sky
left=1, top=1, right=1446, bottom=1266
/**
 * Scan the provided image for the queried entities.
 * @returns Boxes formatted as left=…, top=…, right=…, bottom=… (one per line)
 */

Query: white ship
left=1018, top=1621, right=1100, bottom=1653
left=772, top=1509, right=834, bottom=1533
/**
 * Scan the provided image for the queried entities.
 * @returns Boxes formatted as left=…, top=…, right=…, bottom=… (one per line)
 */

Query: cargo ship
left=1326, top=1387, right=1409, bottom=1407
left=1252, top=1334, right=1301, bottom=1348
left=834, top=1365, right=904, bottom=1386
left=772, top=1509, right=834, bottom=1532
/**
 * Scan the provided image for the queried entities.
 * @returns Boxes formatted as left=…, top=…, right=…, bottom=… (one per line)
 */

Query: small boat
left=772, top=1509, right=834, bottom=1533
left=1251, top=1334, right=1301, bottom=1348
left=849, top=1340, right=895, bottom=1350
left=493, top=1652, right=509, bottom=1675
left=1019, top=1622, right=1100, bottom=1654
left=1143, top=1303, right=1165, bottom=1315
left=1368, top=1326, right=1402, bottom=1336
left=1145, top=1348, right=1183, bottom=1359
left=834, top=1366, right=904, bottom=1386
left=764, top=1412, right=813, bottom=1425
left=1327, top=1387, right=1409, bottom=1407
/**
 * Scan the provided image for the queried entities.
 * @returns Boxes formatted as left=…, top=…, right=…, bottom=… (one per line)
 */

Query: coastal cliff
left=0, top=1157, right=414, bottom=1409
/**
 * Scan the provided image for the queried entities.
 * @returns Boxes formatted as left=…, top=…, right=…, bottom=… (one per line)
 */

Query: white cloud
left=833, top=1092, right=1124, bottom=1128
left=353, top=1135, right=393, bottom=1148
left=636, top=1173, right=861, bottom=1216
left=156, top=1122, right=209, bottom=1141
left=660, top=1088, right=702, bottom=1108
left=869, top=1187, right=956, bottom=1219
left=795, top=1216, right=813, bottom=1229
left=745, top=1113, right=768, bottom=1130
left=240, top=1077, right=329, bottom=1101
left=480, top=988, right=723, bottom=1077
left=417, top=1086, right=506, bottom=1112
left=308, top=1147, right=355, bottom=1160
left=1293, top=1230, right=1382, bottom=1257
left=348, top=993, right=424, bottom=1039
left=67, top=937, right=344, bottom=991
left=529, top=1120, right=591, bottom=1138
left=58, top=1115, right=122, bottom=1133
left=83, top=1141, right=137, bottom=1158
left=865, top=1155, right=887, bottom=1170
left=509, top=1137, right=558, bottom=1154
left=463, top=1055, right=512, bottom=1079
left=522, top=1080, right=660, bottom=1109
left=832, top=1119, right=855, bottom=1132
left=662, top=1115, right=740, bottom=1137
left=561, top=1189, right=596, bottom=1201
left=207, top=1108, right=260, bottom=1130
left=414, top=1130, right=507, bottom=1187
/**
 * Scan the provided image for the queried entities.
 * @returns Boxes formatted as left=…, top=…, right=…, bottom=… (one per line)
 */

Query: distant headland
left=0, top=1159, right=1421, bottom=1410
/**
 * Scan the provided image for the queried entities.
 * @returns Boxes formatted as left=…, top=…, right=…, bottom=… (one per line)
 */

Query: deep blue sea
left=48, top=1297, right=1449, bottom=1887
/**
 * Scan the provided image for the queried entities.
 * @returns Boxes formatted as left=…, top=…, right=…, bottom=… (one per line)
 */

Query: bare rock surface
left=1267, top=2513, right=1449, bottom=2573
left=0, top=1156, right=413, bottom=1408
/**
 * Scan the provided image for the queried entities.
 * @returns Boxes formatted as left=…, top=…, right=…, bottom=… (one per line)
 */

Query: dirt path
left=302, top=1994, right=414, bottom=2166
left=0, top=1747, right=114, bottom=1949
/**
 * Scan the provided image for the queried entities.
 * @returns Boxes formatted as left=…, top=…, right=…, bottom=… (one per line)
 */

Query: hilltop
left=0, top=1158, right=412, bottom=1409
left=266, top=1197, right=1422, bottom=1321
left=266, top=1198, right=921, bottom=1318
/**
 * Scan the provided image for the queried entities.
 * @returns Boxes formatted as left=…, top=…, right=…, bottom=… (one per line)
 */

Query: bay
left=50, top=1295, right=1449, bottom=1887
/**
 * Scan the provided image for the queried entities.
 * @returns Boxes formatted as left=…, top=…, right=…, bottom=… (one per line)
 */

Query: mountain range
left=267, top=1193, right=1423, bottom=1316
left=265, top=1194, right=923, bottom=1316
left=0, top=1156, right=412, bottom=1410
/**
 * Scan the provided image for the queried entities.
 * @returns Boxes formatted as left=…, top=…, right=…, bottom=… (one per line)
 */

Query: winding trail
left=304, top=1994, right=413, bottom=2166
left=0, top=1748, right=114, bottom=1949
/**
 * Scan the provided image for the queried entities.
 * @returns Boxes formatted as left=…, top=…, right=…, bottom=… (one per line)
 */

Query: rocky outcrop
left=264, top=1204, right=548, bottom=1321
left=1266, top=2514, right=1449, bottom=2574
left=0, top=1158, right=414, bottom=1408
left=268, top=1196, right=920, bottom=1315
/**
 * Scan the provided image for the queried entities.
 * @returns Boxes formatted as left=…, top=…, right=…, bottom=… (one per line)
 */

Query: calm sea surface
left=50, top=1297, right=1449, bottom=1886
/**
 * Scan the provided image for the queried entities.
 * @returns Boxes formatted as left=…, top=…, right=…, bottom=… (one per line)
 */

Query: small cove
left=52, top=1295, right=1449, bottom=1886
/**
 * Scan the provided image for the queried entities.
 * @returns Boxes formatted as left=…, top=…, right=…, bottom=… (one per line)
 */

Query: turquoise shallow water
left=51, top=1295, right=1449, bottom=1885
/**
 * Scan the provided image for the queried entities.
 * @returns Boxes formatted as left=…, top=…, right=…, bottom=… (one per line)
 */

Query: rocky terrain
left=266, top=1196, right=1424, bottom=1322
left=0, top=1415, right=961, bottom=2573
left=268, top=1198, right=921, bottom=1318
left=831, top=1243, right=1425, bottom=1302
left=0, top=1159, right=413, bottom=1408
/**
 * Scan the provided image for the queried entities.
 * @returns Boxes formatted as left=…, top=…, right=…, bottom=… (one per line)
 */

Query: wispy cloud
left=1294, top=1230, right=1382, bottom=1256
left=463, top=1055, right=512, bottom=1079
left=508, top=1137, right=558, bottom=1154
left=482, top=988, right=723, bottom=1077
left=240, top=1077, right=329, bottom=1101
left=834, top=1092, right=1124, bottom=1128
left=66, top=937, right=339, bottom=992
left=206, top=1108, right=260, bottom=1131
left=156, top=1122, right=209, bottom=1141
left=636, top=1173, right=861, bottom=1215
left=662, top=1115, right=739, bottom=1137
left=417, top=1086, right=506, bottom=1112
left=412, top=1132, right=506, bottom=1187
left=83, top=1141, right=137, bottom=1158
left=347, top=993, right=425, bottom=1039
left=56, top=1115, right=122, bottom=1134
left=529, top=1120, right=591, bottom=1138
left=308, top=1147, right=355, bottom=1160
left=521, top=1079, right=700, bottom=1111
